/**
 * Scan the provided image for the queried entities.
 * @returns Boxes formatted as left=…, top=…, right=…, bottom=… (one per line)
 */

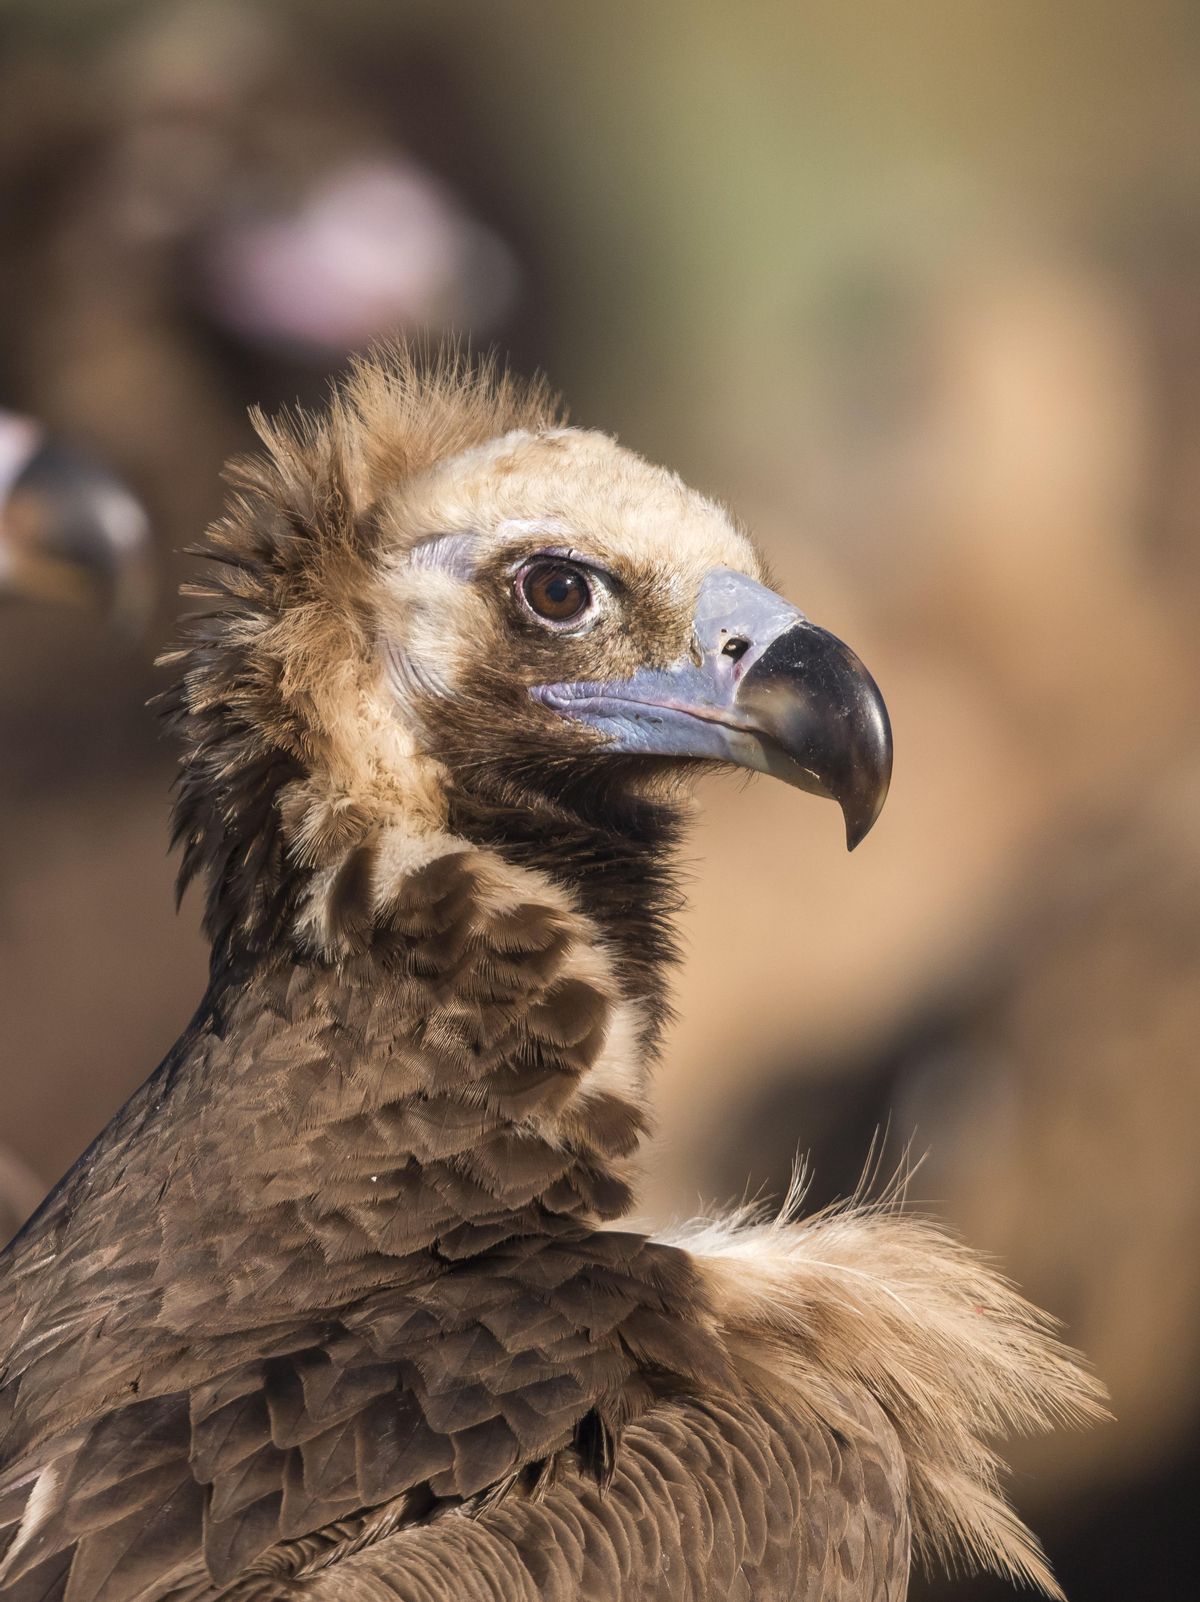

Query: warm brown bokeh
left=1, top=4, right=1197, bottom=1596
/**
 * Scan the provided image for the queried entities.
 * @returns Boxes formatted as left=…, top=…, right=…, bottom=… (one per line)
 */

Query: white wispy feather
left=664, top=1162, right=1107, bottom=1598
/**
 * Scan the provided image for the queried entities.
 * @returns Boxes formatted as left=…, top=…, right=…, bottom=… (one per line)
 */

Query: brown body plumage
left=0, top=351, right=1101, bottom=1602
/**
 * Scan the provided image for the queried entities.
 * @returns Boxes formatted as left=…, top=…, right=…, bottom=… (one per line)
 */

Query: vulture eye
left=517, top=559, right=595, bottom=628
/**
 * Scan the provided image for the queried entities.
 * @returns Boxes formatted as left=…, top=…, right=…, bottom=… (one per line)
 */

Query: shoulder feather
left=664, top=1187, right=1107, bottom=1599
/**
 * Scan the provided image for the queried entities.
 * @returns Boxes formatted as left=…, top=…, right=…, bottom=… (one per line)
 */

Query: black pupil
left=529, top=564, right=587, bottom=619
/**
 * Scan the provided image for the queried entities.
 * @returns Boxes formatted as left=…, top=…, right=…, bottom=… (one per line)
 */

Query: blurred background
left=0, top=1, right=1197, bottom=1595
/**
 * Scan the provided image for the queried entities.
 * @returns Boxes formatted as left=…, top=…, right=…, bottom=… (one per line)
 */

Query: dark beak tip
left=843, top=790, right=886, bottom=852
left=738, top=620, right=894, bottom=851
left=844, top=720, right=894, bottom=852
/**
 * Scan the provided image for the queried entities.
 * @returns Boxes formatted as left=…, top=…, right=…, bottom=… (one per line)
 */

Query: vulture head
left=388, top=431, right=891, bottom=842
left=0, top=411, right=152, bottom=628
left=166, top=349, right=890, bottom=985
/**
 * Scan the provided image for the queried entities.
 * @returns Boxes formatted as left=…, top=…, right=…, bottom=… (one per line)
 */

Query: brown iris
left=518, top=559, right=593, bottom=626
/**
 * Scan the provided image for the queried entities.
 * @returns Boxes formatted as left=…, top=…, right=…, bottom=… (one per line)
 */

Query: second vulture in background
left=0, top=351, right=1101, bottom=1602
left=0, top=409, right=152, bottom=1246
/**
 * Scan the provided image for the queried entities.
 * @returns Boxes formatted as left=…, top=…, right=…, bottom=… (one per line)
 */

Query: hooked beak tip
left=844, top=791, right=886, bottom=852
left=735, top=620, right=893, bottom=849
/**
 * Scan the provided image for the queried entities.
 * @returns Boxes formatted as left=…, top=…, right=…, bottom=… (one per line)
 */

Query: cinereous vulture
left=0, top=411, right=150, bottom=627
left=0, top=409, right=151, bottom=1245
left=0, top=351, right=1101, bottom=1602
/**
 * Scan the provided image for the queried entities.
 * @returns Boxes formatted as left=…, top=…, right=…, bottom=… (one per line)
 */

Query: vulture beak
left=0, top=413, right=153, bottom=633
left=532, top=567, right=893, bottom=848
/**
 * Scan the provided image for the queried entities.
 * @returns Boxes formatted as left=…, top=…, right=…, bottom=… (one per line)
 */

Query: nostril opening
left=721, top=635, right=751, bottom=663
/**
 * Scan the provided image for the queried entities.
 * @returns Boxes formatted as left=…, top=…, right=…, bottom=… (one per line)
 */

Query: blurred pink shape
left=200, top=157, right=521, bottom=354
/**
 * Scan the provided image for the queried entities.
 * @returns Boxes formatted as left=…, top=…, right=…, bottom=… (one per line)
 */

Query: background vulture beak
left=533, top=566, right=893, bottom=848
left=0, top=412, right=153, bottom=633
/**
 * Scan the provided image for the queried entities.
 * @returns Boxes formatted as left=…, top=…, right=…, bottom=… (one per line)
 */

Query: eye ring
left=516, top=558, right=596, bottom=630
